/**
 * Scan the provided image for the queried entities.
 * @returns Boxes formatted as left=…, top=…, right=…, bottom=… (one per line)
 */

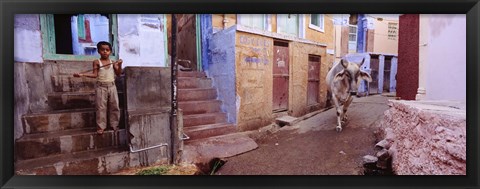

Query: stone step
left=51, top=75, right=96, bottom=92
left=183, top=113, right=227, bottom=127
left=47, top=92, right=124, bottom=110
left=15, top=147, right=130, bottom=175
left=22, top=109, right=126, bottom=134
left=178, top=77, right=212, bottom=89
left=182, top=132, right=258, bottom=164
left=15, top=128, right=127, bottom=161
left=177, top=71, right=206, bottom=78
left=178, top=88, right=217, bottom=101
left=22, top=109, right=95, bottom=134
left=184, top=123, right=236, bottom=141
left=178, top=100, right=222, bottom=115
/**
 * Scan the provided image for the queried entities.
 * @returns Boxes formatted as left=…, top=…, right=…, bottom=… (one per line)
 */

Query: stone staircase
left=177, top=71, right=236, bottom=142
left=177, top=71, right=258, bottom=165
left=15, top=62, right=130, bottom=175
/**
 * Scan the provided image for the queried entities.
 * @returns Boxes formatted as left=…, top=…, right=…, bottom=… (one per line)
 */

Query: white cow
left=326, top=58, right=372, bottom=132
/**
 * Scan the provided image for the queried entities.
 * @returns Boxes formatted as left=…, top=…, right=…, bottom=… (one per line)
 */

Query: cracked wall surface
left=379, top=100, right=466, bottom=175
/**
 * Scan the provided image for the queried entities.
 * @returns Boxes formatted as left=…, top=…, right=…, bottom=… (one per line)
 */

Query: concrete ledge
left=182, top=133, right=258, bottom=164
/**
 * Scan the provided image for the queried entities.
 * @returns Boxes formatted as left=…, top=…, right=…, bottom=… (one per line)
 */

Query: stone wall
left=235, top=31, right=274, bottom=131
left=377, top=100, right=466, bottom=175
left=124, top=67, right=174, bottom=165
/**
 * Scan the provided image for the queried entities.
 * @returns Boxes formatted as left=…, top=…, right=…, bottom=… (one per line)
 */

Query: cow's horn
left=340, top=59, right=348, bottom=68
left=359, top=58, right=365, bottom=67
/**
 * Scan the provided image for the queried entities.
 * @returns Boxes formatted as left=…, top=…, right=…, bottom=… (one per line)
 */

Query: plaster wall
left=423, top=14, right=466, bottom=101
left=14, top=14, right=43, bottom=63
left=118, top=14, right=167, bottom=67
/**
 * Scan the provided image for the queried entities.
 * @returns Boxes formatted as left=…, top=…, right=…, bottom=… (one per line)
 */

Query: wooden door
left=307, top=55, right=320, bottom=106
left=273, top=41, right=289, bottom=112
left=369, top=55, right=380, bottom=94
left=176, top=14, right=197, bottom=70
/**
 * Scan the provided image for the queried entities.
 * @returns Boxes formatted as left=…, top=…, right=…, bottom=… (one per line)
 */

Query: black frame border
left=1, top=0, right=478, bottom=189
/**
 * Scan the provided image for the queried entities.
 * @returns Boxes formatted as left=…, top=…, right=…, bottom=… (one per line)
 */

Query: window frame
left=309, top=14, right=325, bottom=33
left=237, top=14, right=269, bottom=31
left=348, top=24, right=358, bottom=53
left=276, top=14, right=302, bottom=37
left=39, top=14, right=119, bottom=61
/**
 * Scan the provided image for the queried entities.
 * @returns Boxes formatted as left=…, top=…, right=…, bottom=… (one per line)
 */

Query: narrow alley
left=216, top=95, right=394, bottom=175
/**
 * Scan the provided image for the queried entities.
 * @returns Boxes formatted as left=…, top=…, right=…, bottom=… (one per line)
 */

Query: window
left=348, top=25, right=357, bottom=53
left=238, top=14, right=267, bottom=31
left=40, top=14, right=118, bottom=61
left=277, top=14, right=300, bottom=37
left=309, top=14, right=324, bottom=32
left=388, top=22, right=398, bottom=40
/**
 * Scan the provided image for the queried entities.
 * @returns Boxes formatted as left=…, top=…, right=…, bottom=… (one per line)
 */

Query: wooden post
left=170, top=14, right=179, bottom=164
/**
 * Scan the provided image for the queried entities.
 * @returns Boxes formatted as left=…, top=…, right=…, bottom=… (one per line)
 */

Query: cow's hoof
left=336, top=126, right=342, bottom=132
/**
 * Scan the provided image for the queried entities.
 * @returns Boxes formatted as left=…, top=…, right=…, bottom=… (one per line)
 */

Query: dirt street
left=215, top=95, right=394, bottom=175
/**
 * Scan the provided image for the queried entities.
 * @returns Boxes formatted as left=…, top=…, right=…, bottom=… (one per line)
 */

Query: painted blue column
left=200, top=14, right=212, bottom=71
left=357, top=14, right=365, bottom=53
left=378, top=55, right=385, bottom=93
left=390, top=57, right=398, bottom=92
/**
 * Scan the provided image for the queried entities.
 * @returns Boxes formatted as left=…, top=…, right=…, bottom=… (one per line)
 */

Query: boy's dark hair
left=97, top=41, right=112, bottom=50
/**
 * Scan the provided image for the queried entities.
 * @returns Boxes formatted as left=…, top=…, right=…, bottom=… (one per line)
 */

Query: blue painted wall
left=200, top=14, right=212, bottom=71
left=208, top=27, right=237, bottom=124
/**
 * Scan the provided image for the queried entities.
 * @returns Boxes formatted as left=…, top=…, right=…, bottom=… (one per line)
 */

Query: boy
left=74, top=41, right=123, bottom=135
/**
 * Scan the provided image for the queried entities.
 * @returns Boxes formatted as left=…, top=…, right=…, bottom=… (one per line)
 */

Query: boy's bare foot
left=97, top=129, right=104, bottom=135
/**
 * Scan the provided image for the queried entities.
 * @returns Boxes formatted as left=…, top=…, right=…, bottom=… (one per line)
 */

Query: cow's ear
left=359, top=71, right=372, bottom=82
left=334, top=70, right=346, bottom=82
left=340, top=59, right=348, bottom=68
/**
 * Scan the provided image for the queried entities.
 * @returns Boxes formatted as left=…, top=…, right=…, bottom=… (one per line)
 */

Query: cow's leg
left=332, top=95, right=343, bottom=132
left=342, top=95, right=354, bottom=123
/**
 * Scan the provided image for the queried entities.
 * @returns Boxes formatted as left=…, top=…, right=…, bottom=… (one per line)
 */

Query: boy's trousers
left=95, top=81, right=120, bottom=130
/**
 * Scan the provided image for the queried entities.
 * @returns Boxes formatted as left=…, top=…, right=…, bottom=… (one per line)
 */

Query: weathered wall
left=341, top=26, right=349, bottom=56
left=212, top=14, right=237, bottom=31
left=289, top=42, right=327, bottom=117
left=117, top=14, right=167, bottom=67
left=14, top=14, right=43, bottom=63
left=14, top=62, right=59, bottom=139
left=305, top=14, right=335, bottom=67
left=366, top=29, right=375, bottom=52
left=235, top=31, right=273, bottom=131
left=305, top=14, right=334, bottom=46
left=208, top=27, right=237, bottom=124
left=124, top=67, right=171, bottom=110
left=271, top=14, right=277, bottom=33
left=423, top=14, right=466, bottom=101
left=397, top=14, right=419, bottom=100
left=124, top=67, right=172, bottom=165
left=372, top=19, right=399, bottom=55
left=380, top=100, right=466, bottom=175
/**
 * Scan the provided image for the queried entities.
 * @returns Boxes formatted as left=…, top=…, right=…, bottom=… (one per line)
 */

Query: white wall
left=118, top=14, right=167, bottom=67
left=422, top=14, right=466, bottom=101
left=14, top=14, right=43, bottom=63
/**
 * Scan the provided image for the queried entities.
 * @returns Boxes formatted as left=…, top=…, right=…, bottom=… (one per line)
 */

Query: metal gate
left=369, top=55, right=380, bottom=94
left=273, top=41, right=289, bottom=112
left=307, top=55, right=320, bottom=106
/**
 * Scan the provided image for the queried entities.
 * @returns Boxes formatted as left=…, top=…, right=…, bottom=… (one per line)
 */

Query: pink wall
left=424, top=15, right=466, bottom=101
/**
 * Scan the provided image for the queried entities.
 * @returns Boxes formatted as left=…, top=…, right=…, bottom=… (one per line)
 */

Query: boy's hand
left=73, top=73, right=81, bottom=77
left=114, top=59, right=123, bottom=69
